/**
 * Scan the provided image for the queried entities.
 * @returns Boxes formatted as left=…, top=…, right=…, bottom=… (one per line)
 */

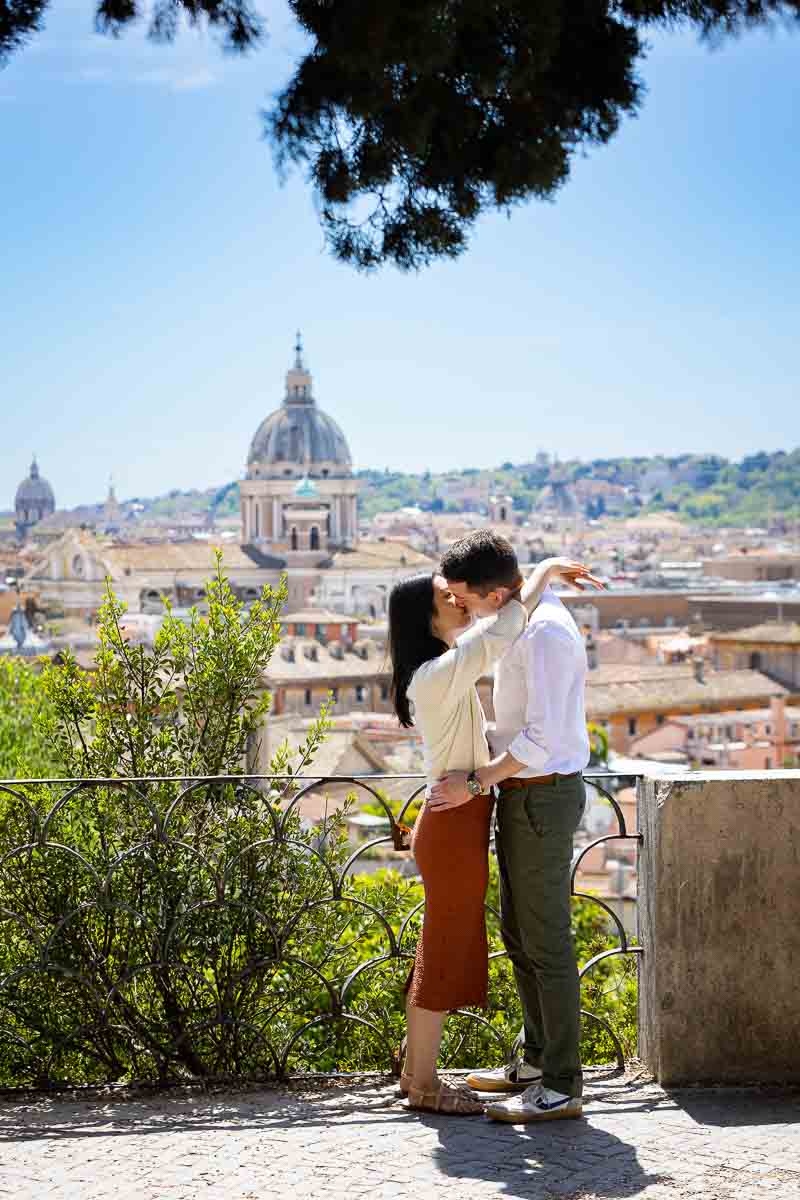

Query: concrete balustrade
left=637, top=771, right=800, bottom=1085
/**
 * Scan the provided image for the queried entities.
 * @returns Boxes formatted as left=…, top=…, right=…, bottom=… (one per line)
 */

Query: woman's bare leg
left=405, top=995, right=446, bottom=1090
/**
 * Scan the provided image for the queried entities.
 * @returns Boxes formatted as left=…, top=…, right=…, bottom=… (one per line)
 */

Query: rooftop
left=329, top=541, right=436, bottom=570
left=264, top=637, right=389, bottom=683
left=672, top=705, right=800, bottom=728
left=586, top=666, right=788, bottom=718
left=280, top=609, right=358, bottom=625
left=709, top=622, right=800, bottom=645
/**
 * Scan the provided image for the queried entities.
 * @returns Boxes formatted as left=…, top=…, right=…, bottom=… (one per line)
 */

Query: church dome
left=247, top=336, right=352, bottom=476
left=15, top=457, right=55, bottom=515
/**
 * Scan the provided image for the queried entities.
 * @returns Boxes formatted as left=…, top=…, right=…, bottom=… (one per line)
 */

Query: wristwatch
left=466, top=770, right=483, bottom=798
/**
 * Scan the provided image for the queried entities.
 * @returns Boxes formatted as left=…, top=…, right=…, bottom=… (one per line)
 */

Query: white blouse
left=407, top=571, right=548, bottom=791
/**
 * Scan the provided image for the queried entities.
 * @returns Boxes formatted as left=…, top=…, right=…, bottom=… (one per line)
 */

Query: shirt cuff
left=508, top=729, right=550, bottom=773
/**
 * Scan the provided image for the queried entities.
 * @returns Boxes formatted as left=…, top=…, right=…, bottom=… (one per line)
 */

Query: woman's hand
left=535, top=557, right=606, bottom=593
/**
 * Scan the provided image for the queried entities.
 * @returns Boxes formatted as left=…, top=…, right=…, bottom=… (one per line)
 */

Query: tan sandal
left=407, top=1082, right=484, bottom=1115
left=399, top=1073, right=473, bottom=1099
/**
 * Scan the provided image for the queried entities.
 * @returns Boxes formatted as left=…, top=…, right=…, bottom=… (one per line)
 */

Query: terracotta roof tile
left=709, top=623, right=800, bottom=646
left=586, top=668, right=788, bottom=719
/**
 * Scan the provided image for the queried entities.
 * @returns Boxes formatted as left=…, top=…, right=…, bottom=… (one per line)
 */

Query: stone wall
left=638, top=771, right=800, bottom=1085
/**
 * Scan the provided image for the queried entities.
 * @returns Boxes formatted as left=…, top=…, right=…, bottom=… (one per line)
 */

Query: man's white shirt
left=490, top=586, right=590, bottom=777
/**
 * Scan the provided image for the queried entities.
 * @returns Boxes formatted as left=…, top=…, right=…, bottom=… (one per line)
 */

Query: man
left=430, top=529, right=594, bottom=1122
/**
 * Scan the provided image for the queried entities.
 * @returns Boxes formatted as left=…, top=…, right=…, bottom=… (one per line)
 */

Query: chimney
left=693, top=656, right=705, bottom=684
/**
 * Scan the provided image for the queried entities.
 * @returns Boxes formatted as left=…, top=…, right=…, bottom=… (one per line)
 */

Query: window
left=765, top=724, right=772, bottom=736
left=331, top=688, right=339, bottom=703
left=656, top=715, right=664, bottom=726
left=381, top=685, right=389, bottom=701
left=304, top=689, right=312, bottom=706
left=310, top=526, right=320, bottom=551
left=726, top=725, right=735, bottom=740
left=687, top=728, right=694, bottom=742
left=355, top=685, right=365, bottom=703
left=296, top=623, right=305, bottom=636
left=628, top=718, right=637, bottom=737
left=291, top=528, right=298, bottom=551
left=765, top=757, right=773, bottom=769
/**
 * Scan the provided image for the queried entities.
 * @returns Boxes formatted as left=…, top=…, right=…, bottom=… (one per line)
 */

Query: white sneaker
left=486, top=1083, right=583, bottom=1123
left=465, top=1060, right=543, bottom=1093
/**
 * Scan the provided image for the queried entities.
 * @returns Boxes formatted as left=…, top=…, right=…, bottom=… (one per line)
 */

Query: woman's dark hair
left=388, top=573, right=448, bottom=728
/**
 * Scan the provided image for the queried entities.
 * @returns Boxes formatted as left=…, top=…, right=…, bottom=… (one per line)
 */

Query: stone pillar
left=273, top=498, right=282, bottom=541
left=638, top=771, right=800, bottom=1085
left=332, top=496, right=341, bottom=541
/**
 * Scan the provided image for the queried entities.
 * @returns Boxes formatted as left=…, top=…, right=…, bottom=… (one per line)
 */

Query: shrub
left=0, top=556, right=636, bottom=1086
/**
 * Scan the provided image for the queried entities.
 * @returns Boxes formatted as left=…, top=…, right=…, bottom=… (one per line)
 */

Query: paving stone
left=2, top=1069, right=800, bottom=1200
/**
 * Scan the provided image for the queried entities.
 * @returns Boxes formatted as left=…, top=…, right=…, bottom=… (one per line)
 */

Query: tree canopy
left=3, top=0, right=799, bottom=268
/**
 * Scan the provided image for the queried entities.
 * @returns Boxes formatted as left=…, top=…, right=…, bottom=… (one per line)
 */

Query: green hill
left=120, top=448, right=800, bottom=530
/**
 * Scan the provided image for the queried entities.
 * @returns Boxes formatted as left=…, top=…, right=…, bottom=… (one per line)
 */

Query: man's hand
left=428, top=771, right=472, bottom=811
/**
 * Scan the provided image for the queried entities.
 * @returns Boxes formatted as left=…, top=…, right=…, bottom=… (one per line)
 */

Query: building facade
left=14, top=457, right=55, bottom=541
left=239, top=335, right=359, bottom=561
left=709, top=623, right=800, bottom=690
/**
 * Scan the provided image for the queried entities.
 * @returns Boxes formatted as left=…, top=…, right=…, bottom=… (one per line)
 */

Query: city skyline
left=2, top=4, right=798, bottom=508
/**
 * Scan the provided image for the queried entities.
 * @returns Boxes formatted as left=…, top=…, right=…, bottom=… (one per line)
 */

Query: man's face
left=445, top=578, right=505, bottom=618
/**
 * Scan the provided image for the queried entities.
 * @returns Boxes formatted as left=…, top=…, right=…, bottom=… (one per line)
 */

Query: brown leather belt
left=498, top=772, right=579, bottom=793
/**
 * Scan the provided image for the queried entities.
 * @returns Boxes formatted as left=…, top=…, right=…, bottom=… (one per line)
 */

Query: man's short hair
left=440, top=530, right=520, bottom=595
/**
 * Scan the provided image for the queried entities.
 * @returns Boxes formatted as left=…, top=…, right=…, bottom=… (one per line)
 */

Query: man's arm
left=428, top=622, right=572, bottom=811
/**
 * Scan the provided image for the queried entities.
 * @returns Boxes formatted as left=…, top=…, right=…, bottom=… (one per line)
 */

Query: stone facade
left=638, top=771, right=800, bottom=1084
left=239, top=337, right=359, bottom=558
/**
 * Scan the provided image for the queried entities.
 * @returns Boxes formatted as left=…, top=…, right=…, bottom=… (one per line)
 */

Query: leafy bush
left=0, top=556, right=636, bottom=1087
left=0, top=658, right=60, bottom=778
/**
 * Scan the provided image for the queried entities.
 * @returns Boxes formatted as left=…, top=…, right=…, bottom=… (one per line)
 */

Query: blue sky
left=1, top=3, right=798, bottom=509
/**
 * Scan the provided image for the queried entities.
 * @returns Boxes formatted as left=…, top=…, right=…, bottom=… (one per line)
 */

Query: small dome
left=294, top=475, right=319, bottom=500
left=15, top=458, right=55, bottom=513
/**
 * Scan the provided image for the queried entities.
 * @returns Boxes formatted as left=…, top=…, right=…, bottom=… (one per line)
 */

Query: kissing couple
left=387, top=531, right=603, bottom=1121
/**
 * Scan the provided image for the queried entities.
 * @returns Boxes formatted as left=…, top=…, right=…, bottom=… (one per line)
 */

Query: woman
left=388, top=556, right=597, bottom=1116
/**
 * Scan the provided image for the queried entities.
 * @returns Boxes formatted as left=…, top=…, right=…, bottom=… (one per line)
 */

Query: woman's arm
left=519, top=558, right=604, bottom=616
left=410, top=599, right=527, bottom=707
left=411, top=559, right=602, bottom=709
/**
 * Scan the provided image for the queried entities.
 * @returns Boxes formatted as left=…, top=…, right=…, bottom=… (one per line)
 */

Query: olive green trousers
left=495, top=772, right=587, bottom=1098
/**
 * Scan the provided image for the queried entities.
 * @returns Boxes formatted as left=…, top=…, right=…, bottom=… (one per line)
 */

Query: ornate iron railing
left=0, top=772, right=641, bottom=1089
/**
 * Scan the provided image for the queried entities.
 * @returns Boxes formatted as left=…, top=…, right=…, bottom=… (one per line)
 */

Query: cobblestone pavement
left=2, top=1067, right=800, bottom=1200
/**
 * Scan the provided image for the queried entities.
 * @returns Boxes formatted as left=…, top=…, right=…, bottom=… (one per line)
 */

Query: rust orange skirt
left=405, top=793, right=494, bottom=1011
